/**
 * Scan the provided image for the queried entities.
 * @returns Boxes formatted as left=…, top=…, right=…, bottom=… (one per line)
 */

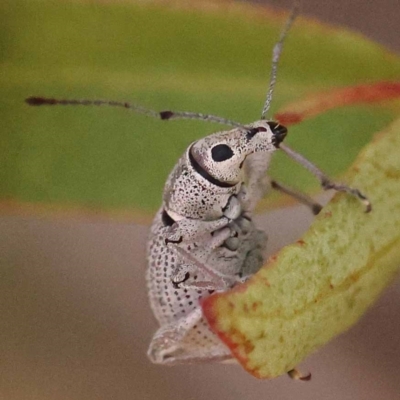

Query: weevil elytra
left=25, top=6, right=371, bottom=381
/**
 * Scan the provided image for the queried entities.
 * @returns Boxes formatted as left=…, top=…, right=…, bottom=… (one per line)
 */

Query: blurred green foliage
left=1, top=0, right=399, bottom=216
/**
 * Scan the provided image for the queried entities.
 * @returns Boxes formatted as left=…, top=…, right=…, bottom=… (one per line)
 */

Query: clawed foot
left=288, top=368, right=312, bottom=381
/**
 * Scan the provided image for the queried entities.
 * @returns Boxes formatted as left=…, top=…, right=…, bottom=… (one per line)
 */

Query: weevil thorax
left=163, top=120, right=285, bottom=220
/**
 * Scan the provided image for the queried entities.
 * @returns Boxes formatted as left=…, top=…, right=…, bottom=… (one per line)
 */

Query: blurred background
left=1, top=1, right=399, bottom=399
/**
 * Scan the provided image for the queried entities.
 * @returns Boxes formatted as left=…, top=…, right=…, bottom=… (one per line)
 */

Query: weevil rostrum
left=26, top=7, right=371, bottom=380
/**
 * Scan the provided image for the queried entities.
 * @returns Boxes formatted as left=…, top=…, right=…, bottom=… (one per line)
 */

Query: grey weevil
left=25, top=6, right=371, bottom=381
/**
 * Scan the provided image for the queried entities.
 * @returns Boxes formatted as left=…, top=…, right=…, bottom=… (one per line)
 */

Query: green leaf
left=1, top=0, right=400, bottom=218
left=202, top=117, right=400, bottom=379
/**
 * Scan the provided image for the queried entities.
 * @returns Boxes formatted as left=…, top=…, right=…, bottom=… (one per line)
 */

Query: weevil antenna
left=25, top=97, right=243, bottom=128
left=279, top=143, right=372, bottom=212
left=261, top=4, right=299, bottom=120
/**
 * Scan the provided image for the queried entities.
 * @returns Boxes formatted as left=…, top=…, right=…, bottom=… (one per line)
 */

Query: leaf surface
left=202, top=118, right=400, bottom=378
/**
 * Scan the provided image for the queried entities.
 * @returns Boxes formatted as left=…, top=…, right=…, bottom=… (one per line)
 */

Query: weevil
left=25, top=6, right=371, bottom=381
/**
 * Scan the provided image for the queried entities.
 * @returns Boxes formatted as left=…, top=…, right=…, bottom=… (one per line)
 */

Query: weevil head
left=189, top=120, right=287, bottom=185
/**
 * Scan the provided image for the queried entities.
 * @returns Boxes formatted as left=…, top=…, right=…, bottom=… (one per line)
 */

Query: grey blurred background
left=1, top=1, right=399, bottom=399
left=254, top=0, right=400, bottom=52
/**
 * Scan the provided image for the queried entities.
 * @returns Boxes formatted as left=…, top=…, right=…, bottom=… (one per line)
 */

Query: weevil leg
left=237, top=251, right=264, bottom=282
left=238, top=227, right=268, bottom=279
left=148, top=308, right=203, bottom=364
left=287, top=368, right=312, bottom=381
left=165, top=196, right=242, bottom=244
left=167, top=221, right=241, bottom=253
left=239, top=154, right=271, bottom=213
left=148, top=308, right=233, bottom=364
left=157, top=351, right=233, bottom=365
left=279, top=144, right=371, bottom=212
left=165, top=216, right=230, bottom=244
left=208, top=226, right=235, bottom=250
left=171, top=245, right=236, bottom=290
left=221, top=194, right=242, bottom=220
left=270, top=179, right=323, bottom=215
left=171, top=262, right=224, bottom=291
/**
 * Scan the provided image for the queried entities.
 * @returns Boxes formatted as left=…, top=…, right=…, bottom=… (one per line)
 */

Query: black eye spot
left=211, top=144, right=234, bottom=162
left=246, top=126, right=267, bottom=141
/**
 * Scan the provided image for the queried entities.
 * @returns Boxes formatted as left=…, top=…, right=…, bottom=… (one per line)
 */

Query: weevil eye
left=211, top=144, right=234, bottom=162
left=246, top=126, right=267, bottom=140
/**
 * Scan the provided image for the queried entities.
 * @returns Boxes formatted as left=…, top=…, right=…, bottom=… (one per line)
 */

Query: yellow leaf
left=202, top=118, right=400, bottom=378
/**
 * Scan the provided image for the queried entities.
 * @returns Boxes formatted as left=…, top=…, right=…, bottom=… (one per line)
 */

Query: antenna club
left=23, top=97, right=241, bottom=127
left=160, top=111, right=174, bottom=120
left=25, top=96, right=55, bottom=106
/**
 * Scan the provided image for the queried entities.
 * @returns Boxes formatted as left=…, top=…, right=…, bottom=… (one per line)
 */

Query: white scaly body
left=25, top=6, right=370, bottom=379
left=146, top=121, right=286, bottom=363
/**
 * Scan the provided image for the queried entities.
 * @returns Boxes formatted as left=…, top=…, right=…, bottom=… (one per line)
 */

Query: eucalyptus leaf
left=202, top=117, right=400, bottom=378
